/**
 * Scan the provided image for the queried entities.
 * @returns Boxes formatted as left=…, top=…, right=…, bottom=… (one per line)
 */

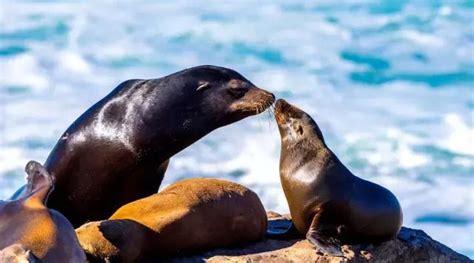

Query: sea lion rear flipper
left=24, top=160, right=54, bottom=204
left=306, top=212, right=344, bottom=257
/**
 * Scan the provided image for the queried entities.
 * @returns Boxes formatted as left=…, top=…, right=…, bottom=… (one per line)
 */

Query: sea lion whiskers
left=255, top=105, right=275, bottom=131
left=265, top=106, right=275, bottom=130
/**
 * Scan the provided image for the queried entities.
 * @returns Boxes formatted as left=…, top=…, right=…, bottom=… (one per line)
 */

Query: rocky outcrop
left=2, top=213, right=470, bottom=262
left=165, top=213, right=471, bottom=263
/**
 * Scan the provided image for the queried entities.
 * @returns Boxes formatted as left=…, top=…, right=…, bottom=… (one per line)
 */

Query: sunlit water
left=0, top=0, right=473, bottom=257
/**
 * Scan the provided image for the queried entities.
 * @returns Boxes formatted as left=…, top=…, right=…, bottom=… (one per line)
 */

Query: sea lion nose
left=260, top=87, right=275, bottom=99
left=274, top=99, right=290, bottom=113
left=250, top=86, right=275, bottom=101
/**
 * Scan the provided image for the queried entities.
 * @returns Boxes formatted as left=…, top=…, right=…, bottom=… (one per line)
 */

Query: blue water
left=0, top=0, right=473, bottom=257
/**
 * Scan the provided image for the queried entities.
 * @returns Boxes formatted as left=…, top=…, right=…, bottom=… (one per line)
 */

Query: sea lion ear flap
left=296, top=125, right=304, bottom=136
left=196, top=82, right=211, bottom=92
left=24, top=160, right=54, bottom=203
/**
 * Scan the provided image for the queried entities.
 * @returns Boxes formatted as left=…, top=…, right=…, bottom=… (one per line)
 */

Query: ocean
left=0, top=0, right=473, bottom=257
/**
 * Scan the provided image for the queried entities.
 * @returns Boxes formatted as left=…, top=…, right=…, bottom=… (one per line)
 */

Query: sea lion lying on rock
left=76, top=178, right=267, bottom=262
left=0, top=161, right=86, bottom=262
left=274, top=99, right=403, bottom=256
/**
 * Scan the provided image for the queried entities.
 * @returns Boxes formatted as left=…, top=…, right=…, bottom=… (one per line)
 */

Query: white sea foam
left=439, top=114, right=474, bottom=156
left=57, top=51, right=91, bottom=74
left=399, top=30, right=445, bottom=48
left=0, top=54, right=49, bottom=92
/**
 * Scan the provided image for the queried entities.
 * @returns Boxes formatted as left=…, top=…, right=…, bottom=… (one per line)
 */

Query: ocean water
left=0, top=0, right=473, bottom=257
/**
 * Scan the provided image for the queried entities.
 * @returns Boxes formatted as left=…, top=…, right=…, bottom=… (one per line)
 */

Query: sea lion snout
left=229, top=85, right=275, bottom=116
left=274, top=98, right=289, bottom=111
left=274, top=99, right=308, bottom=127
left=274, top=99, right=306, bottom=122
left=274, top=99, right=325, bottom=144
left=24, top=161, right=55, bottom=206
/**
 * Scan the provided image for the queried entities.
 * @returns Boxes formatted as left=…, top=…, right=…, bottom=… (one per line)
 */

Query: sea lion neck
left=280, top=138, right=329, bottom=176
left=308, top=120, right=326, bottom=145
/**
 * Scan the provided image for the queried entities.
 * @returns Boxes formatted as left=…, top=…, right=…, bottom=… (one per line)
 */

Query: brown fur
left=76, top=178, right=267, bottom=262
left=0, top=161, right=86, bottom=262
left=274, top=99, right=402, bottom=256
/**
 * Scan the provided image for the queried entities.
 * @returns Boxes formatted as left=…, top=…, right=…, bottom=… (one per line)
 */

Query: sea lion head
left=76, top=219, right=155, bottom=262
left=0, top=244, right=40, bottom=263
left=159, top=65, right=275, bottom=131
left=24, top=161, right=54, bottom=205
left=75, top=221, right=121, bottom=262
left=273, top=99, right=324, bottom=147
left=0, top=161, right=86, bottom=262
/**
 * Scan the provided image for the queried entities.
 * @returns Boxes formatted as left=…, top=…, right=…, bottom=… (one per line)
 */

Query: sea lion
left=274, top=99, right=403, bottom=256
left=0, top=161, right=86, bottom=262
left=75, top=178, right=267, bottom=262
left=12, top=65, right=275, bottom=227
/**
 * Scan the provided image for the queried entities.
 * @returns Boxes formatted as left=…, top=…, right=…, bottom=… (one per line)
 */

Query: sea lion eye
left=228, top=87, right=248, bottom=99
left=196, top=82, right=211, bottom=91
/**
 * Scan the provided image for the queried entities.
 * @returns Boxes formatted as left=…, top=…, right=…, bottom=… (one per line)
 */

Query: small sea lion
left=11, top=65, right=275, bottom=227
left=75, top=178, right=267, bottom=262
left=274, top=99, right=403, bottom=256
left=0, top=161, right=86, bottom=262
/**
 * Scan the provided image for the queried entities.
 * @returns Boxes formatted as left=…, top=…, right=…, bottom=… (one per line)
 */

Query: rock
left=162, top=212, right=471, bottom=263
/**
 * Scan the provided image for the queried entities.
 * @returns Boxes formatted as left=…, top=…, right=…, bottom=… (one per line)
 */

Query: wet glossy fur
left=12, top=65, right=274, bottom=227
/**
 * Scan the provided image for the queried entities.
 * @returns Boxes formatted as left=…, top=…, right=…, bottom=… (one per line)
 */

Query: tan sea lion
left=76, top=178, right=267, bottom=262
left=10, top=65, right=275, bottom=227
left=274, top=99, right=403, bottom=256
left=0, top=161, right=86, bottom=262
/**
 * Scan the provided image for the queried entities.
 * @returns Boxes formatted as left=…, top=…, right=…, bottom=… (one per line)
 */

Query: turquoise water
left=0, top=0, right=473, bottom=257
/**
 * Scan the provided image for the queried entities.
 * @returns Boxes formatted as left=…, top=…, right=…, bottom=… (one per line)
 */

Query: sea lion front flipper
left=306, top=227, right=343, bottom=256
left=306, top=212, right=344, bottom=257
left=24, top=160, right=54, bottom=205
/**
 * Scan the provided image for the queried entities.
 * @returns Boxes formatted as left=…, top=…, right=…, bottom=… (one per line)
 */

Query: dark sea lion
left=75, top=178, right=267, bottom=262
left=274, top=99, right=403, bottom=256
left=12, top=65, right=275, bottom=227
left=0, top=161, right=86, bottom=262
